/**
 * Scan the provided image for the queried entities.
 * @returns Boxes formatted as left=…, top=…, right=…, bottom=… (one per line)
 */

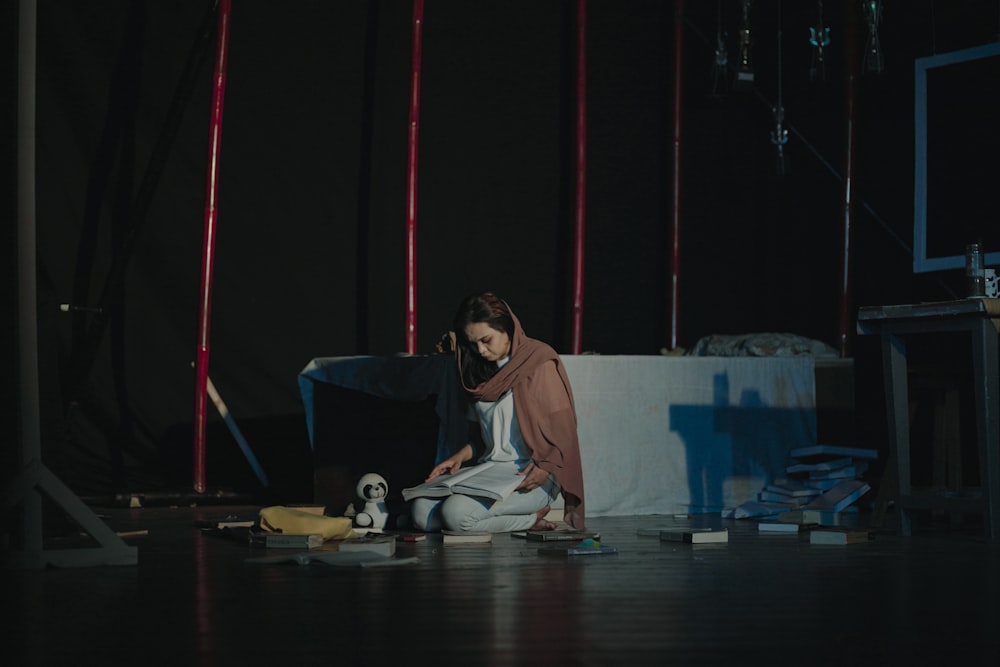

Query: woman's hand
left=425, top=444, right=474, bottom=481
left=515, top=461, right=549, bottom=492
left=425, top=459, right=460, bottom=481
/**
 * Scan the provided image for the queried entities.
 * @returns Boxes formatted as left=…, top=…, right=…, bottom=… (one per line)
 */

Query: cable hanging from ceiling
left=770, top=0, right=788, bottom=177
left=711, top=0, right=729, bottom=98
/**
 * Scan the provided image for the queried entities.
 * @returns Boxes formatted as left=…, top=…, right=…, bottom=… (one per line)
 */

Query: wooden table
left=857, top=299, right=1000, bottom=542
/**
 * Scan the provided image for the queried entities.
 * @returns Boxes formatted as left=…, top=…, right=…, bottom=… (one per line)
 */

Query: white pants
left=409, top=475, right=560, bottom=533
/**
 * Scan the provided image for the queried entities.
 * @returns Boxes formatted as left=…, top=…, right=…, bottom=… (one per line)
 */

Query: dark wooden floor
left=5, top=503, right=1000, bottom=666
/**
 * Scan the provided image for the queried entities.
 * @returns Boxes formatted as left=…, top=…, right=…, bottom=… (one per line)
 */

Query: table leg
left=970, top=319, right=1000, bottom=542
left=882, top=332, right=912, bottom=536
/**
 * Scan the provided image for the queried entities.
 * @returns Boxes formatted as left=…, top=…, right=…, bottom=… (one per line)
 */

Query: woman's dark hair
left=453, top=292, right=514, bottom=387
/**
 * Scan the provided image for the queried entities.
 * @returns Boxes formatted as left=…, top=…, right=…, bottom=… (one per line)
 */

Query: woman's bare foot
left=564, top=511, right=584, bottom=531
left=531, top=505, right=556, bottom=531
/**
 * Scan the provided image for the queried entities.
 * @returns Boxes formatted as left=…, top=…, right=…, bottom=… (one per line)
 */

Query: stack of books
left=726, top=444, right=876, bottom=521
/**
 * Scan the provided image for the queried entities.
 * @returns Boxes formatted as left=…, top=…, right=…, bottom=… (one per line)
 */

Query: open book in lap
left=401, top=461, right=524, bottom=502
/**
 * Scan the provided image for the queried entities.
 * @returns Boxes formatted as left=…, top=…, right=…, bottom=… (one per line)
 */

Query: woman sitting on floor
left=409, top=291, right=586, bottom=533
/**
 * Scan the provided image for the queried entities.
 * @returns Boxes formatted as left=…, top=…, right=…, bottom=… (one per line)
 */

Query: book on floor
left=659, top=528, right=729, bottom=544
left=731, top=501, right=791, bottom=519
left=804, top=479, right=871, bottom=512
left=789, top=444, right=878, bottom=460
left=757, top=521, right=800, bottom=533
left=442, top=530, right=493, bottom=544
left=809, top=528, right=873, bottom=545
left=803, top=478, right=845, bottom=491
left=401, top=461, right=524, bottom=502
left=758, top=490, right=809, bottom=505
left=524, top=530, right=600, bottom=542
left=246, top=551, right=420, bottom=568
left=250, top=532, right=325, bottom=549
left=764, top=481, right=823, bottom=498
left=338, top=535, right=396, bottom=557
left=538, top=544, right=618, bottom=556
left=808, top=465, right=868, bottom=481
left=777, top=509, right=848, bottom=526
left=195, top=518, right=257, bottom=530
left=395, top=533, right=427, bottom=542
left=786, top=456, right=854, bottom=474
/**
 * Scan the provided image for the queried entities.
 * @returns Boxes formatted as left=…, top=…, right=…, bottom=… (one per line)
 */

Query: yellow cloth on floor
left=259, top=506, right=354, bottom=540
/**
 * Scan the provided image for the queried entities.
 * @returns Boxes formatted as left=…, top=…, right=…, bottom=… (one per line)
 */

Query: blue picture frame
left=913, top=41, right=1000, bottom=273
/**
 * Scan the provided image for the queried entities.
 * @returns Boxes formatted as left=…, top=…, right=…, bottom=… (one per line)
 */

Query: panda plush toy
left=353, top=472, right=390, bottom=531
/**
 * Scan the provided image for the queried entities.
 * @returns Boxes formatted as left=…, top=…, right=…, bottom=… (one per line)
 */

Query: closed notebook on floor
left=338, top=535, right=396, bottom=557
left=809, top=528, right=873, bottom=545
left=659, top=528, right=729, bottom=544
left=758, top=521, right=800, bottom=533
left=524, top=530, right=600, bottom=542
left=538, top=544, right=618, bottom=556
left=442, top=530, right=493, bottom=544
left=251, top=533, right=325, bottom=549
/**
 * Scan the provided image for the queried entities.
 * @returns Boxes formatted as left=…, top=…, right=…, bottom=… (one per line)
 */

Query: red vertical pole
left=669, top=0, right=684, bottom=350
left=570, top=0, right=588, bottom=355
left=405, top=0, right=425, bottom=355
left=193, top=0, right=232, bottom=494
left=838, top=0, right=859, bottom=358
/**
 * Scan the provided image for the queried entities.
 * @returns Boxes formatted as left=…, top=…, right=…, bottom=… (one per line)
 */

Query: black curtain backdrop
left=9, top=0, right=999, bottom=498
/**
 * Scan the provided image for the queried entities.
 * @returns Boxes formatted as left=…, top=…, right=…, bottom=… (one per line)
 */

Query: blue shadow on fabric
left=670, top=372, right=818, bottom=513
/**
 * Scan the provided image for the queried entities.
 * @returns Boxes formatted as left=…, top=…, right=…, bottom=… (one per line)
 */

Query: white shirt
left=473, top=356, right=529, bottom=464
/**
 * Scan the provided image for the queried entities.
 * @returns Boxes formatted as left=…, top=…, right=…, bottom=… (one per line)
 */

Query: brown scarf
left=456, top=307, right=586, bottom=530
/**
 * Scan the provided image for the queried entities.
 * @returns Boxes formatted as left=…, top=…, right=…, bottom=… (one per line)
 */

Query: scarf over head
left=456, top=305, right=586, bottom=530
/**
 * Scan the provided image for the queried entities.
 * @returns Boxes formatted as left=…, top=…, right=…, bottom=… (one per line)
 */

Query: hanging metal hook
left=863, top=0, right=884, bottom=74
left=734, top=0, right=755, bottom=91
left=808, top=0, right=830, bottom=82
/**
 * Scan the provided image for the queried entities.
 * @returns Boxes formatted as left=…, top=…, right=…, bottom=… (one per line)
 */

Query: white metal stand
left=6, top=0, right=137, bottom=569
